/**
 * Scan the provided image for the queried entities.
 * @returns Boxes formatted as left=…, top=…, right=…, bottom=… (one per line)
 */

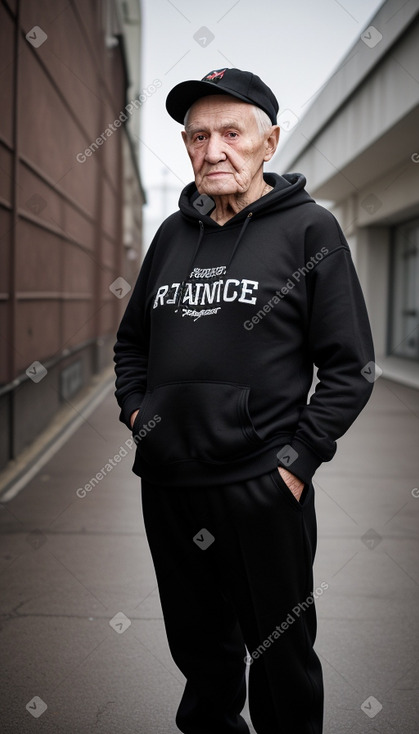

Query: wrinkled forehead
left=185, top=95, right=257, bottom=130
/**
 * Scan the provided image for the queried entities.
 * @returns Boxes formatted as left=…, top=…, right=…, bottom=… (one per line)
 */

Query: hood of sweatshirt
left=179, top=172, right=314, bottom=224
left=174, top=173, right=315, bottom=296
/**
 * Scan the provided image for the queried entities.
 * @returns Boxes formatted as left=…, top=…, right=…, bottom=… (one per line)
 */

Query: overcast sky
left=139, top=0, right=385, bottom=240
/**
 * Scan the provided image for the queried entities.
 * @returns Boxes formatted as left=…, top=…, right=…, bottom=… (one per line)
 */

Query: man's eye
left=227, top=132, right=238, bottom=138
left=194, top=134, right=206, bottom=142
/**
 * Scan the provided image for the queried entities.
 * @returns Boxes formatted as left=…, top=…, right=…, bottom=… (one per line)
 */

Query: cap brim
left=166, top=80, right=262, bottom=124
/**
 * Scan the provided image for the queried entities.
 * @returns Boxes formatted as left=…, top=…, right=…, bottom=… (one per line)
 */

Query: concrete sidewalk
left=0, top=377, right=418, bottom=733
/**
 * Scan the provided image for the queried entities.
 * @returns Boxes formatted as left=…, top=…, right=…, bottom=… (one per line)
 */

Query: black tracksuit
left=114, top=172, right=374, bottom=733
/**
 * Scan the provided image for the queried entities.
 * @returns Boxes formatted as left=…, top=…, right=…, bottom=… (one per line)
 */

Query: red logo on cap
left=204, top=69, right=226, bottom=81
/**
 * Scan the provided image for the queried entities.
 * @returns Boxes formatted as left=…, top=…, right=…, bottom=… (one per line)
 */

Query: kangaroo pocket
left=135, top=381, right=263, bottom=467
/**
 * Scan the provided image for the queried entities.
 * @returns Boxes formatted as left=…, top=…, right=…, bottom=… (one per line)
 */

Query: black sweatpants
left=141, top=469, right=324, bottom=734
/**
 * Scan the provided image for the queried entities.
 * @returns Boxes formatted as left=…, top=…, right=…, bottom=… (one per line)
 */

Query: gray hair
left=184, top=103, right=273, bottom=137
left=252, top=106, right=273, bottom=136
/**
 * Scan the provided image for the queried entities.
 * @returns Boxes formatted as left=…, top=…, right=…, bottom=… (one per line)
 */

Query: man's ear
left=181, top=130, right=188, bottom=147
left=263, top=125, right=280, bottom=162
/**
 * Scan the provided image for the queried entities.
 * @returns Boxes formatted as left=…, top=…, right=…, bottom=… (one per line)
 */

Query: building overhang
left=273, top=0, right=419, bottom=207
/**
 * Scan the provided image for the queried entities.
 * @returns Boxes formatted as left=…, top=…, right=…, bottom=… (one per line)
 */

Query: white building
left=273, top=0, right=419, bottom=388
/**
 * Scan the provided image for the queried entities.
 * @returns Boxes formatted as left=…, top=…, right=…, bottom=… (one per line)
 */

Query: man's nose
left=204, top=135, right=226, bottom=164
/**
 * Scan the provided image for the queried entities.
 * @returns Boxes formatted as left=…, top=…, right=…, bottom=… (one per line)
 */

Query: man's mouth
left=205, top=171, right=232, bottom=176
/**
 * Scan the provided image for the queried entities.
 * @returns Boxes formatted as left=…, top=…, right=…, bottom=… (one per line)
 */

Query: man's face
left=181, top=95, right=273, bottom=197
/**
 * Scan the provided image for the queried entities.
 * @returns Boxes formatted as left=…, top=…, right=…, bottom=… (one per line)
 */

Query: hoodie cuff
left=276, top=438, right=324, bottom=486
left=119, top=393, right=145, bottom=429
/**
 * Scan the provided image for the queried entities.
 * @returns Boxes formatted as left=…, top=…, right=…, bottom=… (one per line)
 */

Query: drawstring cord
left=175, top=220, right=205, bottom=311
left=175, top=212, right=253, bottom=312
left=225, top=213, right=252, bottom=272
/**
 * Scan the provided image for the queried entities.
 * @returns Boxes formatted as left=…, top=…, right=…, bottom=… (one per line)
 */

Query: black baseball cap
left=166, top=68, right=279, bottom=125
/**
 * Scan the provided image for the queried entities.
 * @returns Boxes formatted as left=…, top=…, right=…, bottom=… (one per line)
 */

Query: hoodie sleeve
left=277, top=213, right=375, bottom=485
left=113, top=231, right=160, bottom=428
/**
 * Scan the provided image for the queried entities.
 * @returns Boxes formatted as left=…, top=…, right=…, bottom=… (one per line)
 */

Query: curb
left=0, top=367, right=115, bottom=502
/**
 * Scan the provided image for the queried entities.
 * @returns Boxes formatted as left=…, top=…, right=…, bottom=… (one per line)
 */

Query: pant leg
left=206, top=469, right=324, bottom=734
left=141, top=480, right=250, bottom=734
left=142, top=470, right=324, bottom=734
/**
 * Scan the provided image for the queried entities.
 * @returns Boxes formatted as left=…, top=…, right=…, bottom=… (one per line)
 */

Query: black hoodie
left=114, top=172, right=374, bottom=487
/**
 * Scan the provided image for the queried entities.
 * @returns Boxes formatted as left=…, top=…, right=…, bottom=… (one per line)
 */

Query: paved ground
left=0, top=376, right=418, bottom=733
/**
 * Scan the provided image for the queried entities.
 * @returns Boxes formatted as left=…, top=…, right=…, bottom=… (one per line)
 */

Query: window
left=389, top=219, right=419, bottom=360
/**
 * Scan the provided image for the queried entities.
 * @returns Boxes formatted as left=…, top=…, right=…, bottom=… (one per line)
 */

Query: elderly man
left=114, top=68, right=374, bottom=734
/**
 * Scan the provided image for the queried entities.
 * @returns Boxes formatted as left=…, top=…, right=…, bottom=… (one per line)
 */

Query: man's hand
left=278, top=467, right=304, bottom=502
left=130, top=410, right=139, bottom=429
